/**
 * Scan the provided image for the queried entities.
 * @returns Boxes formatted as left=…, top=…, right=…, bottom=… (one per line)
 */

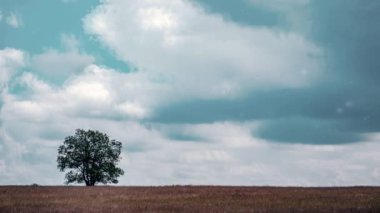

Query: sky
left=0, top=0, right=380, bottom=186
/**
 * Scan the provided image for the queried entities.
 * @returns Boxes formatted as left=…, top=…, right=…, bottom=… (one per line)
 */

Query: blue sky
left=1, top=0, right=380, bottom=186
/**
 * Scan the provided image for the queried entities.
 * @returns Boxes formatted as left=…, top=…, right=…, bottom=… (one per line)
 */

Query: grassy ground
left=1, top=186, right=380, bottom=212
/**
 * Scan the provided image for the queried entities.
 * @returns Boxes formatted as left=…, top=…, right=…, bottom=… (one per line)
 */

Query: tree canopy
left=57, top=129, right=124, bottom=186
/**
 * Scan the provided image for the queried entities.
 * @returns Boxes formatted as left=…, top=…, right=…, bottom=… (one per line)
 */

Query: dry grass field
left=1, top=186, right=380, bottom=212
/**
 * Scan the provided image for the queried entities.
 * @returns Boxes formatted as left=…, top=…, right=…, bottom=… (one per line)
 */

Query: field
left=1, top=186, right=380, bottom=212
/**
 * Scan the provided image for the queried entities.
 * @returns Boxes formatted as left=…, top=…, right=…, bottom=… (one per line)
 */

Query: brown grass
left=1, top=186, right=380, bottom=212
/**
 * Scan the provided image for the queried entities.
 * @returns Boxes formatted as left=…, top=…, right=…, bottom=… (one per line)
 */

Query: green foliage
left=57, top=129, right=124, bottom=186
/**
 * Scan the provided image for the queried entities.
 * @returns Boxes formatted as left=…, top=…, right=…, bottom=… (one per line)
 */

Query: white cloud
left=2, top=64, right=161, bottom=120
left=5, top=13, right=23, bottom=28
left=0, top=48, right=25, bottom=91
left=32, top=50, right=95, bottom=82
left=32, top=35, right=95, bottom=82
left=2, top=0, right=379, bottom=187
left=0, top=11, right=3, bottom=22
left=96, top=128, right=380, bottom=186
left=116, top=101, right=148, bottom=119
left=84, top=0, right=322, bottom=101
left=0, top=160, right=4, bottom=172
left=1, top=67, right=124, bottom=182
left=2, top=80, right=380, bottom=186
left=182, top=150, right=233, bottom=163
left=18, top=72, right=51, bottom=93
left=67, top=81, right=111, bottom=103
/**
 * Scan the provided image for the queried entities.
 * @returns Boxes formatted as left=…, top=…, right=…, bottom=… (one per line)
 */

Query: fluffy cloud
left=2, top=0, right=379, bottom=187
left=84, top=0, right=321, bottom=100
left=32, top=51, right=94, bottom=82
left=4, top=61, right=378, bottom=185
left=32, top=35, right=95, bottom=83
left=2, top=99, right=380, bottom=186
left=1, top=61, right=161, bottom=181
left=0, top=48, right=25, bottom=91
left=0, top=48, right=25, bottom=183
left=2, top=64, right=165, bottom=120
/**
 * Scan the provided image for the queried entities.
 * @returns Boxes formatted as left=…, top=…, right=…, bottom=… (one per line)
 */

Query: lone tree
left=57, top=129, right=124, bottom=186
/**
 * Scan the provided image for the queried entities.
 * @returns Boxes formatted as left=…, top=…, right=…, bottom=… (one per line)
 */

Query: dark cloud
left=153, top=84, right=379, bottom=121
left=151, top=85, right=380, bottom=144
left=257, top=117, right=362, bottom=145
left=123, top=143, right=148, bottom=153
left=310, top=0, right=380, bottom=83
left=165, top=131, right=207, bottom=142
left=152, top=0, right=380, bottom=144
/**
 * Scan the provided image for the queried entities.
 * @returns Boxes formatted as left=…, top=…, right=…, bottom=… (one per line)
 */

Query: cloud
left=32, top=50, right=95, bottom=83
left=5, top=13, right=23, bottom=28
left=181, top=150, right=233, bottom=163
left=1, top=84, right=172, bottom=184
left=0, top=48, right=25, bottom=92
left=4, top=65, right=157, bottom=177
left=158, top=121, right=262, bottom=147
left=257, top=117, right=362, bottom=144
left=84, top=0, right=322, bottom=100
left=116, top=102, right=148, bottom=119
left=60, top=34, right=81, bottom=52
left=1, top=63, right=380, bottom=185
left=309, top=1, right=380, bottom=82
left=152, top=84, right=380, bottom=144
left=3, top=64, right=161, bottom=120
left=2, top=0, right=380, bottom=186
left=142, top=0, right=380, bottom=145
left=32, top=34, right=95, bottom=83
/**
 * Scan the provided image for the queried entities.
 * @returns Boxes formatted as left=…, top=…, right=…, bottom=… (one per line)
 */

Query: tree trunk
left=86, top=183, right=95, bottom=186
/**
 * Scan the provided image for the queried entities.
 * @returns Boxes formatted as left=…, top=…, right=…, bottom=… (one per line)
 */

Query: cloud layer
left=0, top=48, right=25, bottom=92
left=84, top=0, right=321, bottom=101
left=1, top=0, right=380, bottom=186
